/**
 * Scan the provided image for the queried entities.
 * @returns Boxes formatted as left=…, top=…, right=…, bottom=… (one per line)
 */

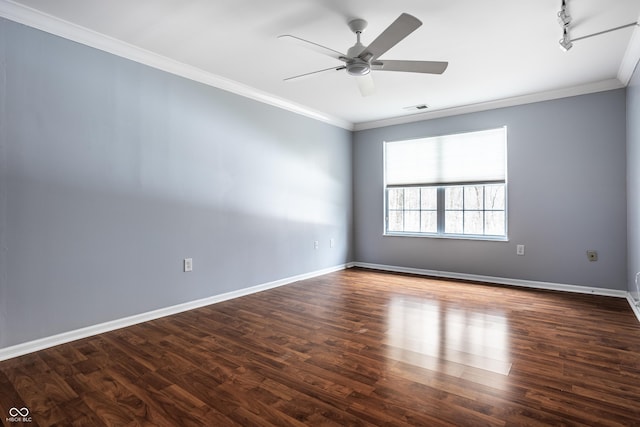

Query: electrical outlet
left=516, top=244, right=525, bottom=256
left=184, top=258, right=193, bottom=272
left=587, top=250, right=598, bottom=262
left=314, top=240, right=319, bottom=250
left=330, top=238, right=335, bottom=248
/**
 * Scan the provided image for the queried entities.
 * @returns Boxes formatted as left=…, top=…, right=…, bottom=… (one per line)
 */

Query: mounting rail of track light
left=557, top=0, right=638, bottom=51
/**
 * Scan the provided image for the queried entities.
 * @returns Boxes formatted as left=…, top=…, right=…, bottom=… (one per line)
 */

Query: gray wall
left=0, top=19, right=353, bottom=349
left=0, top=15, right=634, bottom=351
left=354, top=90, right=628, bottom=290
left=628, top=64, right=640, bottom=301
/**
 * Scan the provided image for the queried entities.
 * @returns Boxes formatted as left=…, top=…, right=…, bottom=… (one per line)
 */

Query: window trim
left=382, top=127, right=508, bottom=242
left=383, top=184, right=509, bottom=241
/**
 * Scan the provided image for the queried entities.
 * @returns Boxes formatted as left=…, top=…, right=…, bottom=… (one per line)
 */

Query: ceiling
left=3, top=0, right=640, bottom=129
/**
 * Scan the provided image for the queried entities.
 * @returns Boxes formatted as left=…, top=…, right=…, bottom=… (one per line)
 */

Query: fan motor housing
left=346, top=58, right=371, bottom=76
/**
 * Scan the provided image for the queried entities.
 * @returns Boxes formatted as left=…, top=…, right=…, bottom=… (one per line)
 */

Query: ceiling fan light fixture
left=346, top=59, right=371, bottom=76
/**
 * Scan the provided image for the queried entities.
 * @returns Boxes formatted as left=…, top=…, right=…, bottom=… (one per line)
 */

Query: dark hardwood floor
left=2, top=268, right=640, bottom=426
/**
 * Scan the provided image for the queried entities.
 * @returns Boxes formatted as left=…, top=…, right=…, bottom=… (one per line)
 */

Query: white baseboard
left=627, top=294, right=640, bottom=323
left=354, top=262, right=640, bottom=324
left=2, top=261, right=636, bottom=361
left=0, top=263, right=350, bottom=362
left=352, top=262, right=629, bottom=298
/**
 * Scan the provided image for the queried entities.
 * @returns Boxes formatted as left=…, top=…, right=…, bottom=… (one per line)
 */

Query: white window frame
left=383, top=128, right=508, bottom=241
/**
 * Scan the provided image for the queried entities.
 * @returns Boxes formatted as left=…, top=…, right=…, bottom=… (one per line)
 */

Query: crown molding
left=0, top=0, right=354, bottom=131
left=618, top=14, right=640, bottom=85
left=353, top=78, right=625, bottom=131
left=1, top=0, right=636, bottom=134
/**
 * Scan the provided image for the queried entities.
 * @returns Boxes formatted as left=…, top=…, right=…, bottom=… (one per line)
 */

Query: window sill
left=383, top=232, right=509, bottom=242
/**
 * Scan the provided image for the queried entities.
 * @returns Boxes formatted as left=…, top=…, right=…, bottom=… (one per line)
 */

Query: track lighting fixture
left=556, top=0, right=638, bottom=51
left=557, top=0, right=571, bottom=26
left=559, top=27, right=573, bottom=51
left=558, top=0, right=572, bottom=51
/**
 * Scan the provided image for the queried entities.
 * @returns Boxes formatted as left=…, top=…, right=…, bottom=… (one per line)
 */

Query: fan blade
left=283, top=65, right=346, bottom=81
left=356, top=73, right=375, bottom=96
left=278, top=35, right=346, bottom=60
left=372, top=60, right=448, bottom=74
left=358, top=13, right=422, bottom=61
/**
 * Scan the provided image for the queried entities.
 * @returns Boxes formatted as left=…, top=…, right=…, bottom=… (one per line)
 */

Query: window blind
left=385, top=127, right=506, bottom=186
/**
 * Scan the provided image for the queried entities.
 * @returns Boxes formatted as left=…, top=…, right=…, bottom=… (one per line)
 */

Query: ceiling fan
left=279, top=13, right=448, bottom=96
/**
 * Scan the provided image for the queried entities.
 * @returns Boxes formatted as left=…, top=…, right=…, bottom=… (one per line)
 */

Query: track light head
left=557, top=9, right=572, bottom=26
left=559, top=29, right=573, bottom=51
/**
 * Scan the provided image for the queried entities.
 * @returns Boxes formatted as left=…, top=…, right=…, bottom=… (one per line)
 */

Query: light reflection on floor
left=386, top=295, right=512, bottom=389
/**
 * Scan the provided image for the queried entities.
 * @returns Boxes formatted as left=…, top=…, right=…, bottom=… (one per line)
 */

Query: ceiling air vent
left=403, top=104, right=429, bottom=111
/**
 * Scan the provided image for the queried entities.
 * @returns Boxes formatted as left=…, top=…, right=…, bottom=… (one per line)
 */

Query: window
left=384, top=127, right=507, bottom=239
